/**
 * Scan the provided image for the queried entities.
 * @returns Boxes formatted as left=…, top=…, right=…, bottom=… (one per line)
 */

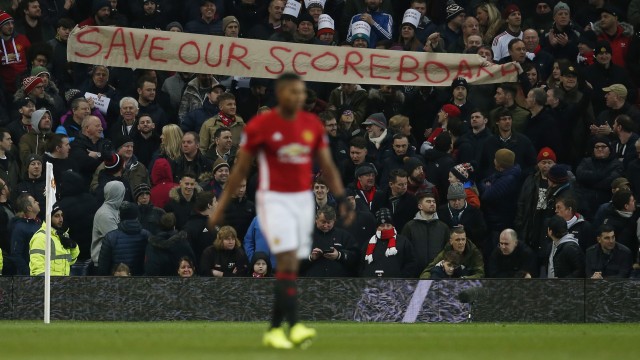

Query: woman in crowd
left=199, top=226, right=248, bottom=277
left=475, top=2, right=503, bottom=46
left=177, top=256, right=195, bottom=278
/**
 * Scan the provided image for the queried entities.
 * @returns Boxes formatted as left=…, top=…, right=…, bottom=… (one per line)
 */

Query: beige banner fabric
left=67, top=26, right=518, bottom=86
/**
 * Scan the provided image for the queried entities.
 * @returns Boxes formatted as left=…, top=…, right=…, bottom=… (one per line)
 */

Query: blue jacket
left=243, top=217, right=276, bottom=270
left=181, top=98, right=219, bottom=133
left=97, top=219, right=151, bottom=276
left=9, top=217, right=42, bottom=275
left=480, top=164, right=522, bottom=228
left=347, top=11, right=393, bottom=48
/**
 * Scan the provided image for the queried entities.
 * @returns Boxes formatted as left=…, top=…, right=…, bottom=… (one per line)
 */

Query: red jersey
left=241, top=109, right=328, bottom=193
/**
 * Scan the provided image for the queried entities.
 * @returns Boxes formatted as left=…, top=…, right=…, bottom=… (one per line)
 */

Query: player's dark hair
left=275, top=73, right=302, bottom=89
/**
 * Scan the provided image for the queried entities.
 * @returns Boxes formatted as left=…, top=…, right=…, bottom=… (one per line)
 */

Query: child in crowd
left=112, top=263, right=131, bottom=277
left=250, top=252, right=273, bottom=278
left=430, top=251, right=463, bottom=279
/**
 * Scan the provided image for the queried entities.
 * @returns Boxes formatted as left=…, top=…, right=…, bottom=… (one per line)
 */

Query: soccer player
left=209, top=73, right=350, bottom=349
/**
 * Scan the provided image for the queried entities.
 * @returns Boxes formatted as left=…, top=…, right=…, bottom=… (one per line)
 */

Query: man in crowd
left=371, top=169, right=417, bottom=232
left=19, top=108, right=52, bottom=168
left=546, top=215, right=585, bottom=278
left=10, top=193, right=41, bottom=275
left=29, top=203, right=79, bottom=276
left=0, top=128, right=20, bottom=192
left=137, top=76, right=169, bottom=130
left=346, top=0, right=393, bottom=48
left=421, top=226, right=484, bottom=279
left=487, top=228, right=537, bottom=278
left=585, top=224, right=633, bottom=278
left=165, top=172, right=200, bottom=230
left=492, top=5, right=523, bottom=61
left=438, top=183, right=487, bottom=252
left=92, top=181, right=126, bottom=271
left=172, top=132, right=213, bottom=182
left=185, top=0, right=222, bottom=35
left=341, top=137, right=368, bottom=187
left=69, top=116, right=106, bottom=186
left=351, top=162, right=379, bottom=212
left=489, top=83, right=530, bottom=133
left=200, top=93, right=245, bottom=151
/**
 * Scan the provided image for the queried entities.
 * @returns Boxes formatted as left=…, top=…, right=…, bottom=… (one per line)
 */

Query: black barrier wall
left=0, top=278, right=639, bottom=322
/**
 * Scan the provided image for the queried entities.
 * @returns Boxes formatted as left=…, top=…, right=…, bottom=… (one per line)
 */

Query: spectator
left=19, top=108, right=52, bottom=168
left=371, top=169, right=417, bottom=232
left=201, top=158, right=229, bottom=196
left=345, top=0, right=392, bottom=49
left=405, top=157, right=437, bottom=197
left=269, top=0, right=299, bottom=42
left=92, top=135, right=149, bottom=199
left=460, top=110, right=492, bottom=165
left=243, top=216, right=276, bottom=271
left=134, top=183, right=165, bottom=235
left=585, top=224, right=633, bottom=278
left=379, top=134, right=419, bottom=188
left=184, top=191, right=216, bottom=262
left=0, top=128, right=20, bottom=192
left=340, top=136, right=369, bottom=187
left=492, top=4, right=523, bottom=62
left=91, top=181, right=125, bottom=270
left=29, top=203, right=79, bottom=276
left=448, top=163, right=480, bottom=208
left=144, top=213, right=196, bottom=276
left=361, top=208, right=417, bottom=278
left=199, top=225, right=248, bottom=277
left=317, top=14, right=336, bottom=45
left=247, top=0, right=284, bottom=40
left=611, top=115, right=639, bottom=170
left=421, top=225, right=484, bottom=279
left=180, top=84, right=224, bottom=133
left=185, top=0, right=222, bottom=35
left=410, top=0, right=436, bottom=42
left=487, top=228, right=537, bottom=278
left=136, top=76, right=169, bottom=130
left=69, top=115, right=106, bottom=186
left=336, top=188, right=376, bottom=249
left=329, top=83, right=368, bottom=126
left=522, top=28, right=554, bottom=79
left=172, top=132, right=213, bottom=183
left=162, top=71, right=191, bottom=113
left=546, top=215, right=585, bottom=278
left=178, top=74, right=217, bottom=122
left=97, top=202, right=151, bottom=276
left=319, top=111, right=348, bottom=168
left=423, top=132, right=455, bottom=199
left=427, top=250, right=464, bottom=279
left=350, top=162, right=379, bottom=211
left=164, top=172, right=200, bottom=230
left=488, top=83, right=531, bottom=134
left=595, top=84, right=640, bottom=132
left=132, top=114, right=160, bottom=168
left=301, top=206, right=359, bottom=277
left=439, top=2, right=465, bottom=50
left=9, top=193, right=41, bottom=275
left=199, top=92, right=245, bottom=152
left=524, top=88, right=562, bottom=153
left=223, top=178, right=255, bottom=240
left=150, top=158, right=177, bottom=209
left=177, top=256, right=196, bottom=278
left=363, top=112, right=393, bottom=164
left=235, top=78, right=268, bottom=123
left=15, top=154, right=45, bottom=216
left=313, top=176, right=336, bottom=211
left=437, top=183, right=487, bottom=252
left=593, top=5, right=632, bottom=68
left=55, top=98, right=90, bottom=142
left=402, top=191, right=449, bottom=272
left=601, top=190, right=639, bottom=260
left=542, top=2, right=580, bottom=61
left=42, top=134, right=74, bottom=183
left=47, top=17, right=74, bottom=91
left=80, top=65, right=121, bottom=119
left=7, top=97, right=35, bottom=145
left=0, top=11, right=31, bottom=93
left=250, top=252, right=273, bottom=278
left=627, top=140, right=640, bottom=201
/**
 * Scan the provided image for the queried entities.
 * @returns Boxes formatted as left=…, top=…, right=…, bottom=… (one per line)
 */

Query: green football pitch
left=0, top=321, right=638, bottom=359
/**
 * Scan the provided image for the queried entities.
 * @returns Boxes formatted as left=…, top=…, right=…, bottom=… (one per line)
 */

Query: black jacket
left=300, top=227, right=359, bottom=277
left=132, top=132, right=161, bottom=169
left=488, top=242, right=537, bottom=278
left=548, top=235, right=585, bottom=278
left=224, top=196, right=256, bottom=240
left=138, top=204, right=165, bottom=235
left=524, top=108, right=562, bottom=153
left=585, top=243, right=633, bottom=278
left=576, top=155, right=623, bottom=219
left=360, top=233, right=418, bottom=278
left=171, top=151, right=213, bottom=183
left=183, top=212, right=216, bottom=263
left=164, top=187, right=198, bottom=230
left=144, top=230, right=195, bottom=276
left=479, top=133, right=536, bottom=179
left=602, top=211, right=639, bottom=260
left=97, top=220, right=150, bottom=276
left=437, top=203, right=487, bottom=251
left=460, top=127, right=492, bottom=167
left=371, top=189, right=418, bottom=232
left=423, top=149, right=455, bottom=200
left=401, top=213, right=450, bottom=274
left=199, top=246, right=249, bottom=277
left=336, top=210, right=377, bottom=249
left=69, top=134, right=106, bottom=186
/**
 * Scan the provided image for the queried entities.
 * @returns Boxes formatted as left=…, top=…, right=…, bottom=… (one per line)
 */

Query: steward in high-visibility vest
left=29, top=204, right=79, bottom=276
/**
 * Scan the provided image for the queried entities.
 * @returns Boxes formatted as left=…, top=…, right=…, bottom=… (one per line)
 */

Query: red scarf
left=357, top=181, right=377, bottom=204
left=364, top=228, right=398, bottom=263
left=252, top=272, right=264, bottom=278
left=218, top=111, right=236, bottom=127
left=532, top=44, right=541, bottom=55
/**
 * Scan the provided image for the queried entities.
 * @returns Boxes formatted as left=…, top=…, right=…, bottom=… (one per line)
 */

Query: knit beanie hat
left=166, top=21, right=183, bottom=32
left=93, top=0, right=110, bottom=14
left=547, top=164, right=569, bottom=184
left=64, top=89, right=82, bottom=103
left=104, top=154, right=123, bottom=174
left=119, top=201, right=139, bottom=220
left=495, top=149, right=515, bottom=169
left=27, top=154, right=43, bottom=166
left=22, top=76, right=44, bottom=95
left=113, top=135, right=133, bottom=151
left=553, top=2, right=570, bottom=16
left=446, top=2, right=465, bottom=22
left=0, top=11, right=13, bottom=27
left=133, top=183, right=151, bottom=201
left=31, top=66, right=50, bottom=77
left=502, top=4, right=520, bottom=19
left=212, top=158, right=230, bottom=173
left=404, top=157, right=423, bottom=174
left=222, top=16, right=239, bottom=31
left=365, top=208, right=397, bottom=264
left=450, top=163, right=473, bottom=182
left=537, top=147, right=557, bottom=163
left=441, top=104, right=462, bottom=118
left=447, top=182, right=466, bottom=200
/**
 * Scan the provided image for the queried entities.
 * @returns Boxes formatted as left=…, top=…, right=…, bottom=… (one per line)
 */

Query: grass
left=0, top=321, right=638, bottom=359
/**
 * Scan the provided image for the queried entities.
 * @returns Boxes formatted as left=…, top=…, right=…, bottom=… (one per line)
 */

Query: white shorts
left=256, top=190, right=315, bottom=259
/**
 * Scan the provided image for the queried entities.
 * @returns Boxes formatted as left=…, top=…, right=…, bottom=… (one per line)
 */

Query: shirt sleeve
left=240, top=118, right=263, bottom=155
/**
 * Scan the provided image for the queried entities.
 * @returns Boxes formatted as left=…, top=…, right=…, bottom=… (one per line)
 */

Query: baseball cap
left=362, top=113, right=387, bottom=129
left=602, top=84, right=628, bottom=98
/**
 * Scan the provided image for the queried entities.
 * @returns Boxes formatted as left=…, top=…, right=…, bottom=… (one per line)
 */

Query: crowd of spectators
left=1, top=0, right=640, bottom=279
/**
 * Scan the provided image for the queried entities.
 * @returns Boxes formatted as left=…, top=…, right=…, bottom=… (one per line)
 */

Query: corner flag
left=44, top=162, right=56, bottom=324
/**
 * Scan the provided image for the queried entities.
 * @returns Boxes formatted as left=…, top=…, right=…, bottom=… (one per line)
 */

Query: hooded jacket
left=91, top=181, right=125, bottom=265
left=421, top=240, right=485, bottom=279
left=593, top=21, right=634, bottom=67
left=57, top=171, right=99, bottom=260
left=547, top=233, right=584, bottom=278
left=97, top=219, right=151, bottom=276
left=164, top=185, right=201, bottom=230
left=401, top=212, right=450, bottom=273
left=178, top=77, right=218, bottom=121
left=150, top=158, right=178, bottom=209
left=249, top=251, right=273, bottom=277
left=144, top=230, right=196, bottom=276
left=19, top=109, right=52, bottom=167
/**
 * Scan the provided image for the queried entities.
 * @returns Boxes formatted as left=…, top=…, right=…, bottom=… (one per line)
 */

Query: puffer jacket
left=150, top=158, right=178, bottom=209
left=164, top=186, right=201, bottom=230
left=97, top=219, right=151, bottom=276
left=480, top=164, right=522, bottom=229
left=593, top=21, right=634, bottom=67
left=401, top=212, right=450, bottom=272
left=144, top=230, right=196, bottom=276
left=421, top=240, right=485, bottom=279
left=29, top=223, right=79, bottom=276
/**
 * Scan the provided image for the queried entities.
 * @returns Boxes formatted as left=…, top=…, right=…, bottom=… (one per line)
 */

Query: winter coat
left=524, top=109, right=562, bottom=153
left=91, top=181, right=125, bottom=265
left=582, top=62, right=636, bottom=116
left=514, top=171, right=548, bottom=250
left=164, top=186, right=201, bottom=230
left=69, top=134, right=107, bottom=186
left=91, top=157, right=149, bottom=198
left=243, top=217, right=276, bottom=270
left=15, top=177, right=46, bottom=219
left=360, top=233, right=418, bottom=278
left=480, top=165, right=522, bottom=229
left=421, top=240, right=485, bottom=279
left=42, top=153, right=76, bottom=185
left=547, top=234, right=585, bottom=278
left=371, top=189, right=418, bottom=233
left=199, top=246, right=248, bottom=277
left=479, top=133, right=536, bottom=179
left=138, top=101, right=169, bottom=130
left=423, top=149, right=455, bottom=200
left=576, top=155, right=623, bottom=218
left=199, top=113, right=245, bottom=152
left=593, top=21, right=633, bottom=68
left=489, top=104, right=531, bottom=135
left=183, top=212, right=216, bottom=263
left=181, top=97, right=219, bottom=133
left=401, top=212, right=450, bottom=273
left=602, top=210, right=640, bottom=260
left=585, top=243, right=633, bottom=278
left=487, top=242, right=537, bottom=278
left=328, top=85, right=369, bottom=125
left=138, top=204, right=165, bottom=235
left=57, top=171, right=99, bottom=261
left=336, top=210, right=377, bottom=250
left=144, top=230, right=195, bottom=276
left=0, top=150, right=20, bottom=193
left=437, top=203, right=487, bottom=251
left=224, top=196, right=255, bottom=240
left=97, top=220, right=151, bottom=276
left=9, top=217, right=41, bottom=275
left=178, top=77, right=217, bottom=121
left=460, top=127, right=493, bottom=165
left=300, top=227, right=359, bottom=277
left=150, top=158, right=178, bottom=209
left=171, top=151, right=213, bottom=183
left=568, top=215, right=597, bottom=253
left=29, top=223, right=79, bottom=276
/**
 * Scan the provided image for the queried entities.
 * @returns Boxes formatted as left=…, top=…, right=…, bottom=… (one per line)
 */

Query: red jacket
left=597, top=23, right=633, bottom=68
left=150, top=158, right=178, bottom=209
left=0, top=33, right=30, bottom=93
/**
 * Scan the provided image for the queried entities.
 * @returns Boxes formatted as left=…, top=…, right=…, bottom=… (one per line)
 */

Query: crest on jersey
left=272, top=132, right=283, bottom=142
left=277, top=143, right=311, bottom=164
left=302, top=130, right=314, bottom=144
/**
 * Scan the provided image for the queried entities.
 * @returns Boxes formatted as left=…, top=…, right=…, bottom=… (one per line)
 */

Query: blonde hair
left=389, top=115, right=409, bottom=132
left=478, top=2, right=503, bottom=45
left=214, top=226, right=241, bottom=250
left=161, top=124, right=184, bottom=161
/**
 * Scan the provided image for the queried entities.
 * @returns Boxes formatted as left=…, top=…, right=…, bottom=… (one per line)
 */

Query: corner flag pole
left=44, top=162, right=55, bottom=324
